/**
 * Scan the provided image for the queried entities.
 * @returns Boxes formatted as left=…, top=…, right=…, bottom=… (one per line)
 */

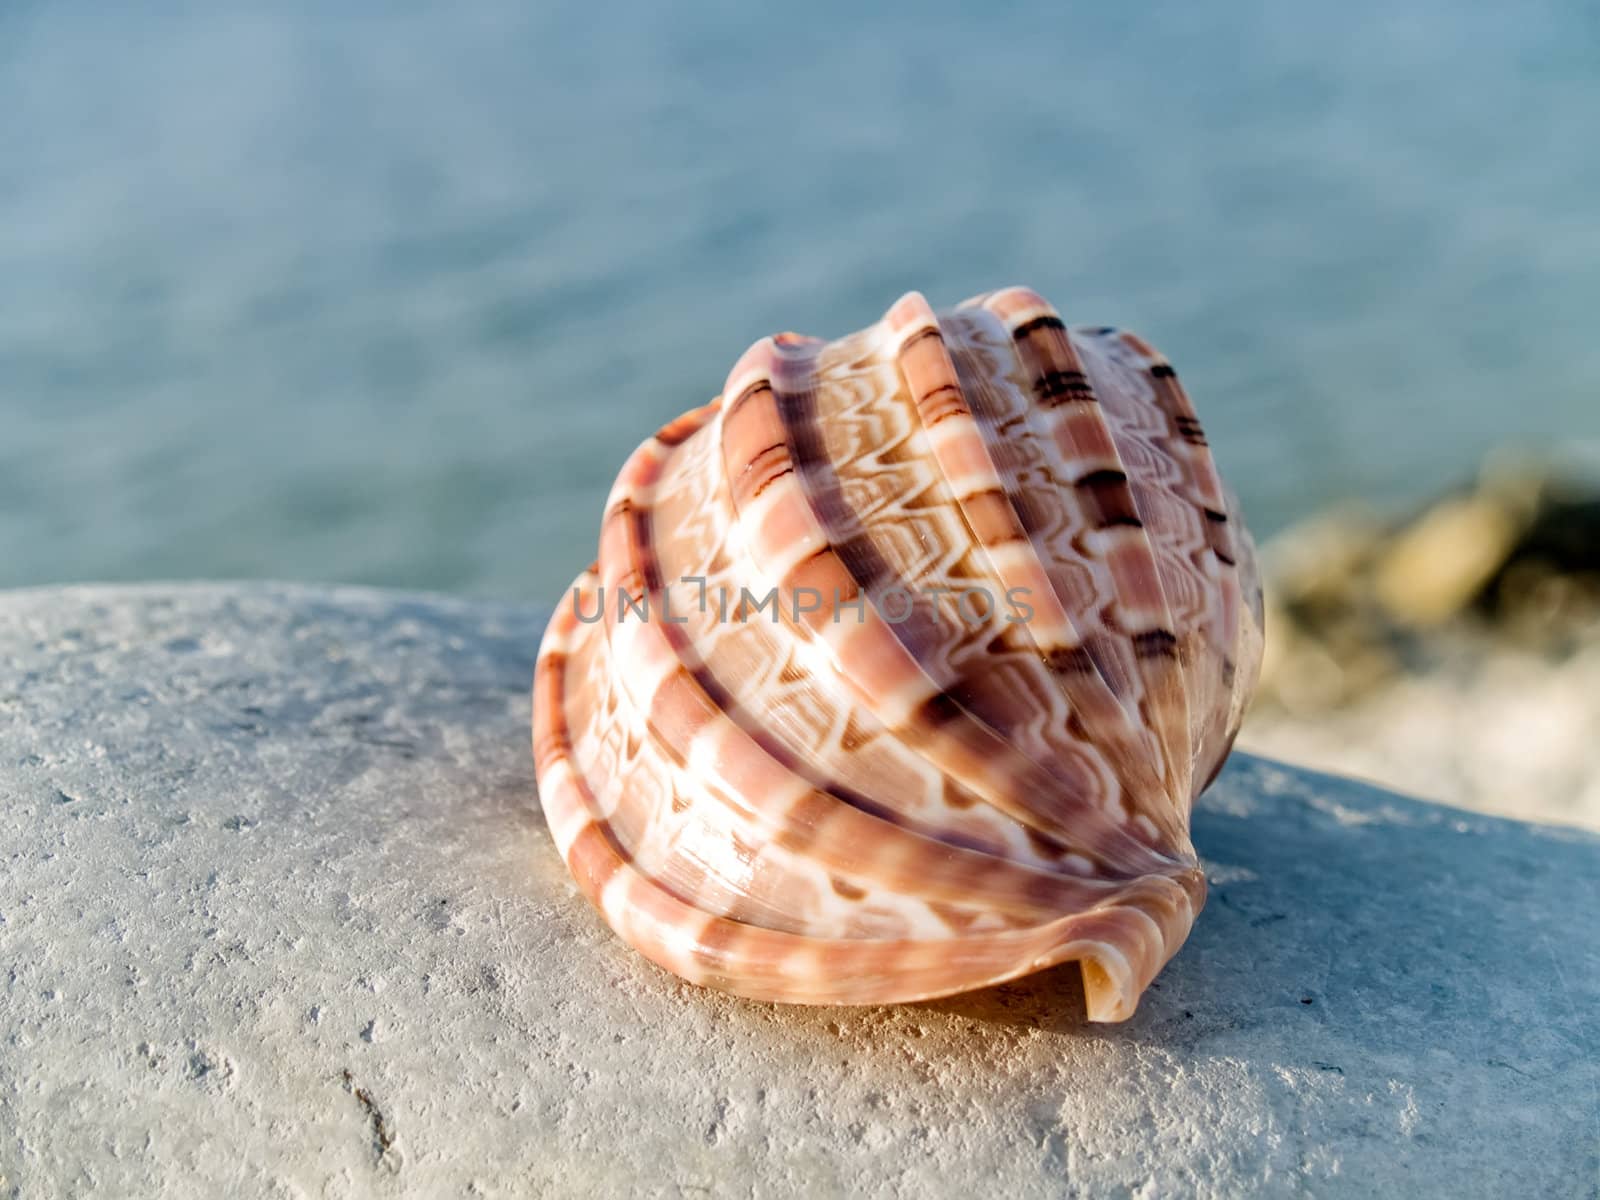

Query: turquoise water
left=3, top=1, right=1597, bottom=602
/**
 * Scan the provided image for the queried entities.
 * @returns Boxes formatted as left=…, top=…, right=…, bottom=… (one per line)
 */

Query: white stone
left=0, top=585, right=1595, bottom=1198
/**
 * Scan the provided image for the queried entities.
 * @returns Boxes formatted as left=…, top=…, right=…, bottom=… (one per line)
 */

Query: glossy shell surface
left=533, top=287, right=1264, bottom=1021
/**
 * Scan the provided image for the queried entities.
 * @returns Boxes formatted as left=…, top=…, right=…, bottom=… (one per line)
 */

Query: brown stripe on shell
left=935, top=304, right=1180, bottom=844
left=975, top=288, right=1197, bottom=831
left=884, top=295, right=1184, bottom=855
left=1090, top=327, right=1250, bottom=803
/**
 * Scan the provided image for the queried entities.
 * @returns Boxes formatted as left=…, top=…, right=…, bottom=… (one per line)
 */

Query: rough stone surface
left=1, top=584, right=1596, bottom=1199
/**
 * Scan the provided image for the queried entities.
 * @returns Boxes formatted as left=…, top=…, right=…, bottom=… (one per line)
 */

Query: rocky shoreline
left=1240, top=449, right=1600, bottom=830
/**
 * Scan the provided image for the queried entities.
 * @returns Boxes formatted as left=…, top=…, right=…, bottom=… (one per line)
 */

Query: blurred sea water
left=2, top=0, right=1597, bottom=601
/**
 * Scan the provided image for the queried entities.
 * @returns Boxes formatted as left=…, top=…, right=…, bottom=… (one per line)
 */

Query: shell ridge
left=1081, top=329, right=1250, bottom=803
left=973, top=288, right=1197, bottom=839
left=1069, top=327, right=1229, bottom=818
left=748, top=327, right=1178, bottom=869
left=933, top=304, right=1187, bottom=844
left=1004, top=294, right=1196, bottom=810
left=883, top=293, right=1161, bottom=832
left=952, top=297, right=1181, bottom=781
left=714, top=335, right=1098, bottom=852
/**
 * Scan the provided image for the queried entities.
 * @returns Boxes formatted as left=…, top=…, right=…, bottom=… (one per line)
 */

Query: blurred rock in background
left=1239, top=446, right=1600, bottom=831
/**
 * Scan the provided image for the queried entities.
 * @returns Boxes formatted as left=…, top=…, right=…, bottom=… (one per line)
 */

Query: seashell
left=533, top=287, right=1264, bottom=1022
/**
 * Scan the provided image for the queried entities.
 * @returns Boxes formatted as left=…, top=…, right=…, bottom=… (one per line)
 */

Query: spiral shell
left=533, top=287, right=1264, bottom=1022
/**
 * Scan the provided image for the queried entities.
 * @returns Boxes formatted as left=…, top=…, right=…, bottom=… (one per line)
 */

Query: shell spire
left=533, top=287, right=1264, bottom=1021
